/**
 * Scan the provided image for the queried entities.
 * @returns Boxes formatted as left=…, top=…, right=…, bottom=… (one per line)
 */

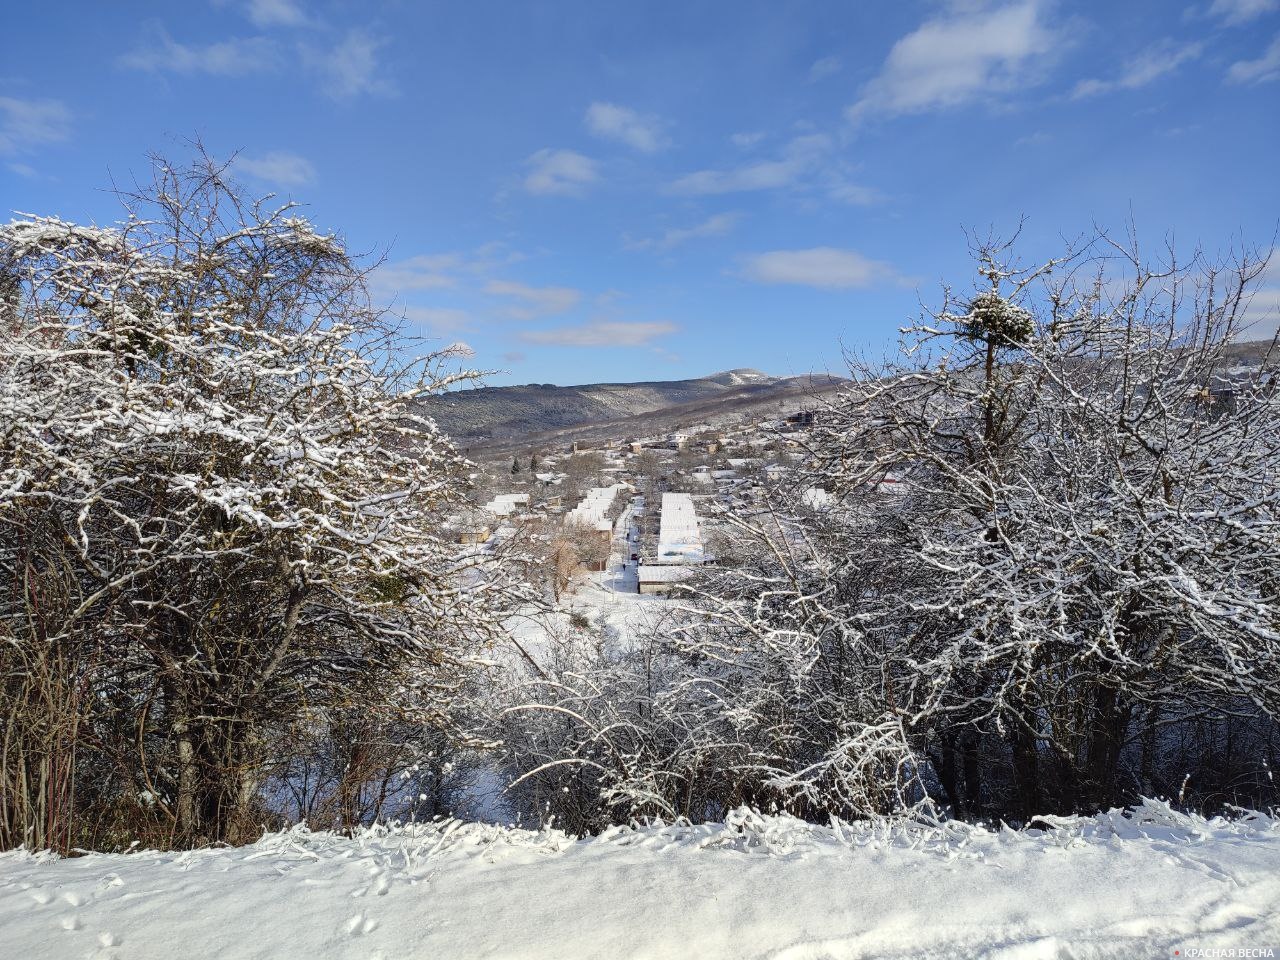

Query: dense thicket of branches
left=491, top=234, right=1280, bottom=828
left=0, top=156, right=519, bottom=851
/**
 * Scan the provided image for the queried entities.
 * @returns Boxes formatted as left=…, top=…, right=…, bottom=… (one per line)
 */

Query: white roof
left=657, top=492, right=703, bottom=563
left=637, top=565, right=692, bottom=583
left=565, top=484, right=629, bottom=530
left=483, top=493, right=529, bottom=515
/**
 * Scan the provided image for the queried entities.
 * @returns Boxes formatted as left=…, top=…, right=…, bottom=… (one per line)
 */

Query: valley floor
left=2, top=801, right=1278, bottom=960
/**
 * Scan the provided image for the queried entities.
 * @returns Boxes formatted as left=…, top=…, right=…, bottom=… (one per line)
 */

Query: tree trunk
left=961, top=731, right=982, bottom=818
left=173, top=714, right=200, bottom=840
left=1011, top=726, right=1040, bottom=821
left=1085, top=685, right=1128, bottom=810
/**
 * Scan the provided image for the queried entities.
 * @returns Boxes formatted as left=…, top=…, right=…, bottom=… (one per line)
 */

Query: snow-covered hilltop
left=414, top=367, right=847, bottom=449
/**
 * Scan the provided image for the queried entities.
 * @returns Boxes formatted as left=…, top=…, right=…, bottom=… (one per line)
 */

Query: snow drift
left=2, top=800, right=1279, bottom=959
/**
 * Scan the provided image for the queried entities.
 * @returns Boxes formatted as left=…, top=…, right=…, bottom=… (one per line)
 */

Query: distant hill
left=416, top=368, right=800, bottom=444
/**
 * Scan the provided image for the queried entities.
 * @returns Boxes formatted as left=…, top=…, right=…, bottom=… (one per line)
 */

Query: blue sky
left=3, top=0, right=1279, bottom=385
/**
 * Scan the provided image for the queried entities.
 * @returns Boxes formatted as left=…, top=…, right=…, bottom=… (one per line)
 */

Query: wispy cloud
left=234, top=150, right=316, bottom=186
left=371, top=245, right=527, bottom=302
left=1015, top=130, right=1052, bottom=147
left=486, top=279, right=582, bottom=318
left=730, top=131, right=765, bottom=149
left=243, top=0, right=309, bottom=28
left=372, top=254, right=465, bottom=297
left=1238, top=263, right=1280, bottom=338
left=1071, top=39, right=1202, bottom=98
left=1208, top=0, right=1280, bottom=25
left=669, top=134, right=878, bottom=206
left=809, top=56, right=842, bottom=81
left=304, top=28, right=394, bottom=100
left=670, top=134, right=830, bottom=195
left=520, top=320, right=678, bottom=347
left=585, top=102, right=669, bottom=152
left=0, top=95, right=71, bottom=156
left=119, top=23, right=277, bottom=75
left=847, top=1, right=1061, bottom=121
left=124, top=21, right=392, bottom=100
left=1227, top=34, right=1280, bottom=83
left=626, top=212, right=742, bottom=251
left=401, top=306, right=472, bottom=335
left=523, top=148, right=599, bottom=195
left=742, top=247, right=905, bottom=290
left=827, top=182, right=883, bottom=205
left=211, top=0, right=310, bottom=28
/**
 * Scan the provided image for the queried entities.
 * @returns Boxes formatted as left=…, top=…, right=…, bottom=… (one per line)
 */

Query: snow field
left=2, top=800, right=1278, bottom=960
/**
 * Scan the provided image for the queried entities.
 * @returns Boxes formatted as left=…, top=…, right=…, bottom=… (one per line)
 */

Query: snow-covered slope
left=3, top=801, right=1278, bottom=960
left=415, top=369, right=785, bottom=442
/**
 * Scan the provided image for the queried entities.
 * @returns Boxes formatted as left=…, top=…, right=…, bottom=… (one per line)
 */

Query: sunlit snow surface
left=3, top=800, right=1278, bottom=959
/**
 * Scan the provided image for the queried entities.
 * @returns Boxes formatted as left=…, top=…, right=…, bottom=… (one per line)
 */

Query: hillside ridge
left=417, top=367, right=815, bottom=443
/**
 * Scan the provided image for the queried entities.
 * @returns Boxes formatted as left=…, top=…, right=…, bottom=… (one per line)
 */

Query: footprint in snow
left=346, top=913, right=379, bottom=935
left=351, top=874, right=390, bottom=898
left=61, top=914, right=80, bottom=931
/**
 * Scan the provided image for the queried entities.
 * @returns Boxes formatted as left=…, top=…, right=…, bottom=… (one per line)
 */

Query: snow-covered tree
left=713, top=232, right=1280, bottom=819
left=0, top=154, right=517, bottom=848
left=496, top=232, right=1280, bottom=828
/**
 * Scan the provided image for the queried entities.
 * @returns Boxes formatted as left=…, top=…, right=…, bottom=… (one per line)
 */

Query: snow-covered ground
left=2, top=801, right=1278, bottom=960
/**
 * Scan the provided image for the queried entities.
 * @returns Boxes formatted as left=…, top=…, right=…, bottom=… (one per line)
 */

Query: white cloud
left=372, top=254, right=464, bottom=297
left=742, top=247, right=904, bottom=290
left=669, top=134, right=878, bottom=206
left=306, top=28, right=393, bottom=100
left=1238, top=262, right=1280, bottom=339
left=730, top=131, right=765, bottom=149
left=585, top=102, right=669, bottom=153
left=626, top=212, right=742, bottom=251
left=523, top=148, right=599, bottom=195
left=122, top=22, right=389, bottom=99
left=670, top=134, right=830, bottom=195
left=809, top=56, right=842, bottom=81
left=119, top=24, right=277, bottom=75
left=1227, top=34, right=1280, bottom=83
left=0, top=96, right=71, bottom=156
left=1241, top=288, right=1280, bottom=338
left=243, top=0, right=308, bottom=27
left=235, top=150, right=316, bottom=186
left=1208, top=0, right=1279, bottom=25
left=486, top=280, right=582, bottom=318
left=827, top=182, right=883, bottom=205
left=847, top=1, right=1060, bottom=121
left=1071, top=40, right=1202, bottom=98
left=401, top=306, right=472, bottom=335
left=371, top=246, right=527, bottom=302
left=520, top=320, right=678, bottom=347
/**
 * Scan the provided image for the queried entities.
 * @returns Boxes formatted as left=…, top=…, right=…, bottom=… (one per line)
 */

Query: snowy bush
left=0, top=154, right=519, bottom=850
left=692, top=233, right=1280, bottom=821
left=491, top=233, right=1280, bottom=830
